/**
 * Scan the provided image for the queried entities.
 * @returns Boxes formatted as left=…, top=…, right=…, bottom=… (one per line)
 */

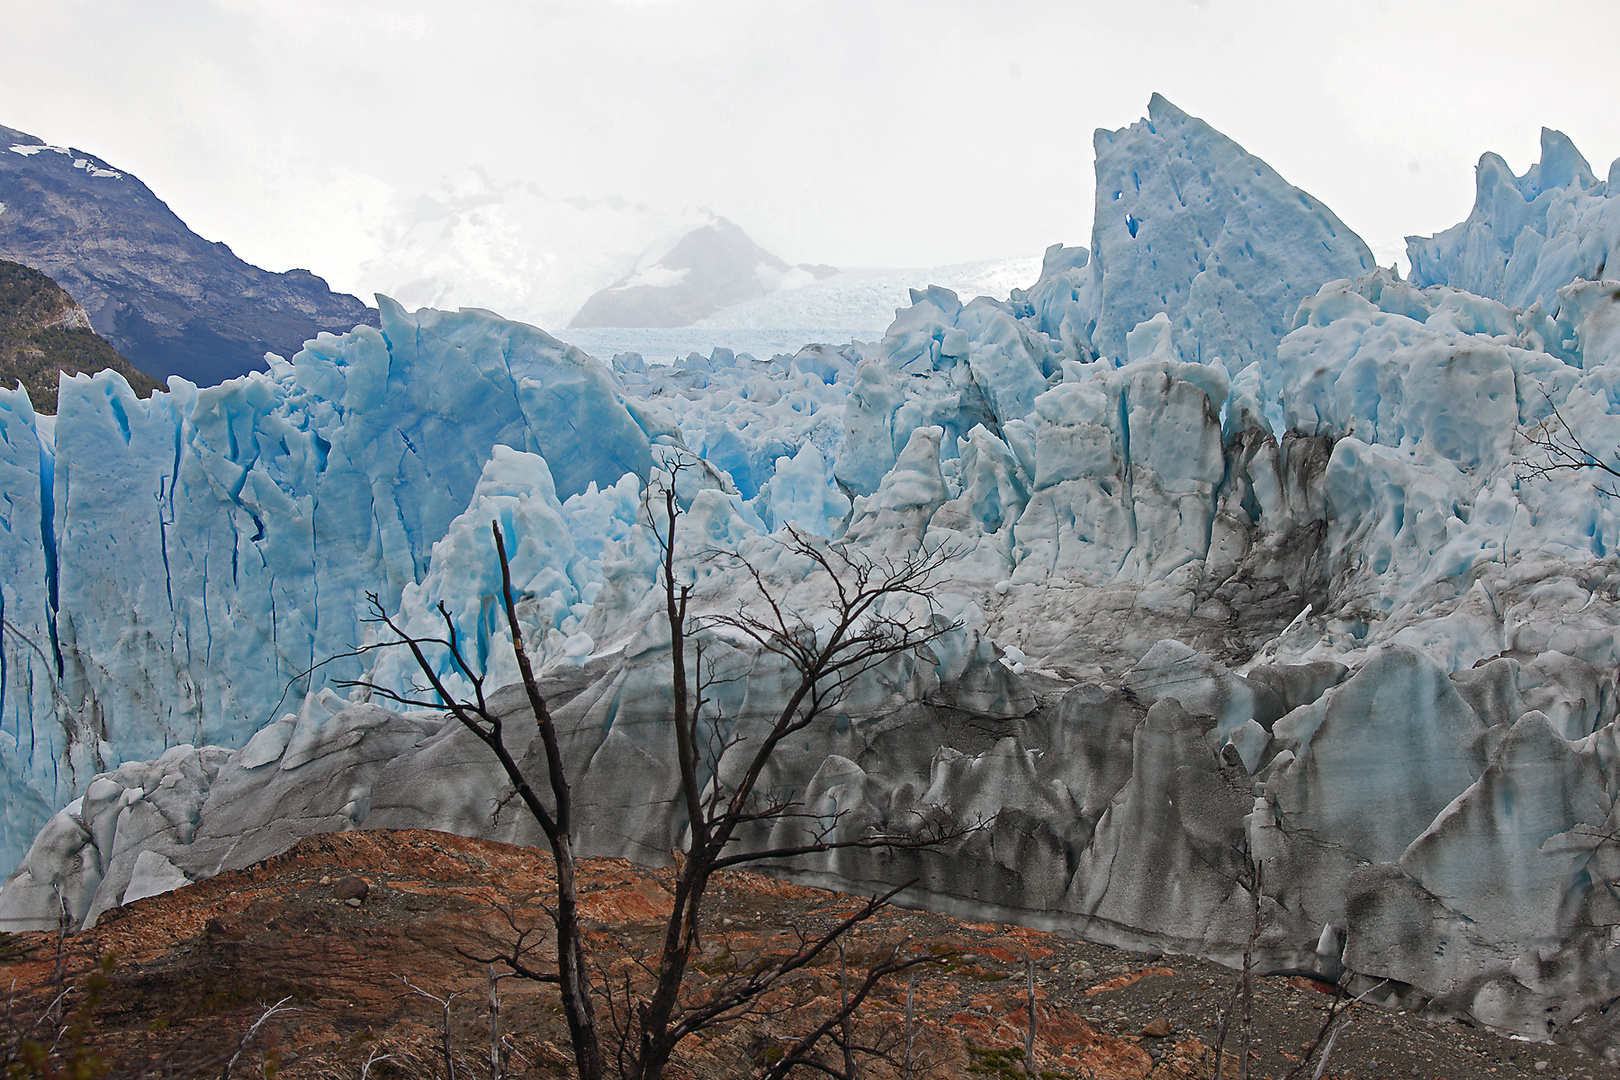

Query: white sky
left=3, top=0, right=1618, bottom=297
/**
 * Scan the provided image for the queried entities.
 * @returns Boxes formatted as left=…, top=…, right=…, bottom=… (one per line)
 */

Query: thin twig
left=219, top=996, right=295, bottom=1080
left=1518, top=394, right=1620, bottom=497
left=401, top=978, right=461, bottom=1080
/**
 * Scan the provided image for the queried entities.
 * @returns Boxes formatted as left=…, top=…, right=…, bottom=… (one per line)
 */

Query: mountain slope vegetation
left=0, top=259, right=159, bottom=412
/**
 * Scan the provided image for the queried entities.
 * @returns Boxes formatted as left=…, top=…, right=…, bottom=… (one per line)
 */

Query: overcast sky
left=4, top=0, right=1617, bottom=297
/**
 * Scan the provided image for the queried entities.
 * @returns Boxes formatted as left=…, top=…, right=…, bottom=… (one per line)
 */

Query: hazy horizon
left=4, top=0, right=1617, bottom=313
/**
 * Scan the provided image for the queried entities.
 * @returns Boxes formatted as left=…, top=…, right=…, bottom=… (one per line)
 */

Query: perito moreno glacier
left=8, top=94, right=1620, bottom=1055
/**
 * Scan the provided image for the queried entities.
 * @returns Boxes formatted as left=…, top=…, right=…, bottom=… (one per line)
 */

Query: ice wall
left=0, top=298, right=654, bottom=873
left=0, top=95, right=1395, bottom=877
left=0, top=389, right=60, bottom=865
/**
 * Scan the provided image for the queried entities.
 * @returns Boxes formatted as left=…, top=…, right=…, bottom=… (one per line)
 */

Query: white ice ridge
left=1408, top=127, right=1620, bottom=314
left=1077, top=93, right=1376, bottom=375
left=5, top=143, right=117, bottom=177
left=11, top=96, right=1620, bottom=1053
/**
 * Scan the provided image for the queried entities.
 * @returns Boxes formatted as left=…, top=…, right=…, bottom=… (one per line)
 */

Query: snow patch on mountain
left=620, top=264, right=690, bottom=290
left=7, top=144, right=68, bottom=158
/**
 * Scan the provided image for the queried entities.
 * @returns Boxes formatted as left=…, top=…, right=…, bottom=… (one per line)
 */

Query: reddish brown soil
left=0, top=830, right=1602, bottom=1079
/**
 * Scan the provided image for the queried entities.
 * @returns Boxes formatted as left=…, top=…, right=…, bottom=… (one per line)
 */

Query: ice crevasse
left=9, top=97, right=1620, bottom=1057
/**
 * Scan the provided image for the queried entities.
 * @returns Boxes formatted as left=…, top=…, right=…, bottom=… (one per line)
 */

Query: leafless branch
left=353, top=456, right=968, bottom=1080
left=219, top=996, right=295, bottom=1080
left=400, top=978, right=463, bottom=1080
left=1518, top=394, right=1620, bottom=497
left=761, top=940, right=941, bottom=1080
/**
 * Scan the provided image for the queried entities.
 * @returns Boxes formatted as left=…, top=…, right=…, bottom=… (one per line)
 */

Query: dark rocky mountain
left=0, top=123, right=378, bottom=386
left=569, top=214, right=836, bottom=328
left=0, top=258, right=159, bottom=411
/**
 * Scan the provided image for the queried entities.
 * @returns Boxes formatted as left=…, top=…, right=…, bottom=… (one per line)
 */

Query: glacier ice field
left=9, top=94, right=1620, bottom=1052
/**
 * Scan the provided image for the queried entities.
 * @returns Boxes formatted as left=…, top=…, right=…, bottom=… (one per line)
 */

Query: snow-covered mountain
left=9, top=94, right=1620, bottom=1053
left=568, top=213, right=837, bottom=328
left=352, top=174, right=1037, bottom=341
left=553, top=257, right=1045, bottom=365
left=690, top=257, right=1042, bottom=333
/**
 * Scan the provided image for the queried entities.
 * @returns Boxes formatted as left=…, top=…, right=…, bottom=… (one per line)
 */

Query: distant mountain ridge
left=569, top=214, right=836, bottom=328
left=0, top=259, right=158, bottom=411
left=0, top=123, right=378, bottom=386
left=350, top=168, right=688, bottom=332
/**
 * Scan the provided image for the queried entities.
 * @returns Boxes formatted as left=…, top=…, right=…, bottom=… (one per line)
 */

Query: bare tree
left=900, top=972, right=920, bottom=1080
left=355, top=460, right=968, bottom=1079
left=357, top=535, right=604, bottom=1077
left=1023, top=955, right=1036, bottom=1076
left=400, top=978, right=465, bottom=1080
left=358, top=1044, right=395, bottom=1080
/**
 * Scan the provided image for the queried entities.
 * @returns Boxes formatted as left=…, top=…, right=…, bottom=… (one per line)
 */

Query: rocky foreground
left=0, top=830, right=1599, bottom=1080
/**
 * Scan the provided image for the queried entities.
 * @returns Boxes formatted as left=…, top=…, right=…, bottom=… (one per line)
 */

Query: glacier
left=0, top=302, right=655, bottom=868
left=7, top=97, right=1620, bottom=1057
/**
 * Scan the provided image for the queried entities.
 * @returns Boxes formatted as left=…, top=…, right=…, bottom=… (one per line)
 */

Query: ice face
left=1408, top=127, right=1620, bottom=313
left=0, top=298, right=655, bottom=873
left=0, top=387, right=60, bottom=867
left=1080, top=93, right=1376, bottom=372
left=12, top=97, right=1620, bottom=1053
